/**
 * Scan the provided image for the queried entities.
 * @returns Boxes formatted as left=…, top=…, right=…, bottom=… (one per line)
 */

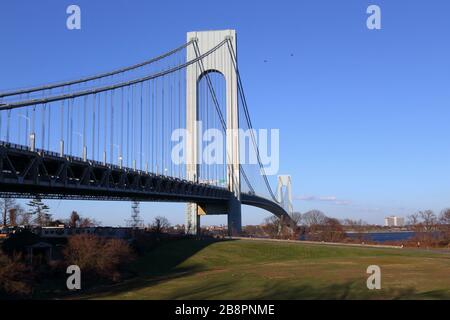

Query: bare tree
left=261, top=216, right=292, bottom=239
left=419, top=210, right=437, bottom=232
left=69, top=211, right=81, bottom=228
left=437, top=209, right=450, bottom=242
left=17, top=209, right=32, bottom=226
left=150, top=216, right=171, bottom=235
left=318, top=217, right=346, bottom=242
left=67, top=211, right=99, bottom=228
left=0, top=250, right=32, bottom=297
left=0, top=201, right=24, bottom=227
left=64, top=235, right=134, bottom=282
left=342, top=218, right=367, bottom=227
left=79, top=217, right=100, bottom=228
left=407, top=212, right=420, bottom=226
left=262, top=216, right=282, bottom=238
left=302, top=210, right=327, bottom=227
left=290, top=212, right=302, bottom=226
left=1, top=198, right=16, bottom=227
left=439, top=209, right=450, bottom=225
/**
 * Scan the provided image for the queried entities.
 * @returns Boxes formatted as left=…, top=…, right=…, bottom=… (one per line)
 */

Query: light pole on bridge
left=18, top=114, right=35, bottom=152
left=113, top=144, right=123, bottom=168
left=18, top=114, right=30, bottom=147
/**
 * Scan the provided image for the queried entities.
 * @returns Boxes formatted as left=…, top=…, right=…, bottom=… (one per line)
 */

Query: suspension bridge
left=0, top=30, right=294, bottom=235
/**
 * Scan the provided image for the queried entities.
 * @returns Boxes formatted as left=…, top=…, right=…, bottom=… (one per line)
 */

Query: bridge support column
left=186, top=203, right=201, bottom=235
left=227, top=196, right=242, bottom=236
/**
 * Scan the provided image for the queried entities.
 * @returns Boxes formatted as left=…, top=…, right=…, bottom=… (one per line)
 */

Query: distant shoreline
left=345, top=230, right=414, bottom=234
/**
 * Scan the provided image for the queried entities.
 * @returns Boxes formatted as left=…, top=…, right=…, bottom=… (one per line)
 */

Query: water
left=345, top=231, right=416, bottom=243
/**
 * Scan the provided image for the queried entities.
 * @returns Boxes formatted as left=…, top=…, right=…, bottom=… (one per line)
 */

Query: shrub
left=305, top=218, right=346, bottom=242
left=2, top=228, right=40, bottom=257
left=63, top=235, right=134, bottom=282
left=0, top=251, right=33, bottom=298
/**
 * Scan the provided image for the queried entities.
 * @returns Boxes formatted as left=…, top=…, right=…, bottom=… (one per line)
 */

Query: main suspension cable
left=0, top=40, right=228, bottom=111
left=0, top=41, right=194, bottom=98
left=226, top=39, right=277, bottom=202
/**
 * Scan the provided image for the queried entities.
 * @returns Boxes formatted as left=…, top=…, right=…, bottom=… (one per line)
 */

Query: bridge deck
left=0, top=141, right=294, bottom=226
left=0, top=142, right=230, bottom=203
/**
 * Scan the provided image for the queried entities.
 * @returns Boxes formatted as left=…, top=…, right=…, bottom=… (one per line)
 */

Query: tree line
left=252, top=208, right=450, bottom=246
left=1, top=197, right=55, bottom=227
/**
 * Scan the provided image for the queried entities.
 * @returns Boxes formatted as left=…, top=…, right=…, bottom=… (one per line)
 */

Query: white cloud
left=294, top=195, right=351, bottom=206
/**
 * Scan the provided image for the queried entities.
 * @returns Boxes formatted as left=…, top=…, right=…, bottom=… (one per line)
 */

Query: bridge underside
left=0, top=142, right=294, bottom=232
left=241, top=193, right=296, bottom=228
left=0, top=143, right=230, bottom=204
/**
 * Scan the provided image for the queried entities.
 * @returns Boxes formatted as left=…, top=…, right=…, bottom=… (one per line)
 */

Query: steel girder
left=0, top=143, right=230, bottom=204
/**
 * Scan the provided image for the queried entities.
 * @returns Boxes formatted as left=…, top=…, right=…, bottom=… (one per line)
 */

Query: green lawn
left=82, top=239, right=450, bottom=300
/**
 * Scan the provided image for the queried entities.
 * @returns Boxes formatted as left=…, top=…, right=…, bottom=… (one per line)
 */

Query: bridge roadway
left=0, top=142, right=293, bottom=226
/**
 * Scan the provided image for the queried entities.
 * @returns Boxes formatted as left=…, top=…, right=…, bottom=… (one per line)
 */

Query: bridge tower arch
left=185, top=30, right=241, bottom=236
left=276, top=175, right=293, bottom=215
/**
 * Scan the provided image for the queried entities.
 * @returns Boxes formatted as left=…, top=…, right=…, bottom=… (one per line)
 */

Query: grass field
left=82, top=239, right=450, bottom=300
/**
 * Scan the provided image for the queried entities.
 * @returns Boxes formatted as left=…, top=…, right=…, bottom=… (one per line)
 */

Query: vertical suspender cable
left=151, top=80, right=155, bottom=172
left=97, top=93, right=100, bottom=161
left=92, top=93, right=96, bottom=160
left=162, top=79, right=165, bottom=174
left=138, top=81, right=142, bottom=171
left=61, top=100, right=64, bottom=153
left=121, top=87, right=124, bottom=165
left=127, top=85, right=131, bottom=167
left=83, top=95, right=87, bottom=157
left=41, top=104, right=46, bottom=149
left=104, top=91, right=107, bottom=162
left=110, top=90, right=114, bottom=164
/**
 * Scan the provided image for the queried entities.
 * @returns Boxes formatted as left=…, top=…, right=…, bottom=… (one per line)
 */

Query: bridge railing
left=0, top=140, right=228, bottom=193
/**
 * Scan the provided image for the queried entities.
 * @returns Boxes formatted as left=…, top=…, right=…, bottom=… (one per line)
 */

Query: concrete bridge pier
left=227, top=196, right=242, bottom=236
left=186, top=203, right=201, bottom=236
left=185, top=197, right=242, bottom=236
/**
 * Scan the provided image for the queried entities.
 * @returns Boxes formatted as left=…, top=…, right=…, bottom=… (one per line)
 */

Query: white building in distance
left=384, top=216, right=405, bottom=227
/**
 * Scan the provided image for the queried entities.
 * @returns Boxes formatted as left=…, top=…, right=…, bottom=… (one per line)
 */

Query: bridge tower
left=276, top=175, right=293, bottom=215
left=185, top=30, right=241, bottom=236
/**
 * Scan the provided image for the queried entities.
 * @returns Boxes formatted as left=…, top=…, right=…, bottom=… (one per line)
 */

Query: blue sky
left=0, top=0, right=449, bottom=226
